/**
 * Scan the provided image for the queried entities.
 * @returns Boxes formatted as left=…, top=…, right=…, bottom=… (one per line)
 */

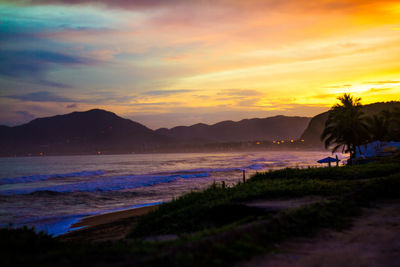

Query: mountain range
left=3, top=101, right=398, bottom=156
left=0, top=110, right=310, bottom=156
left=156, top=116, right=310, bottom=144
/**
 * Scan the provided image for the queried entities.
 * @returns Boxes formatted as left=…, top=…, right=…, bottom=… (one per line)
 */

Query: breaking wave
left=0, top=172, right=210, bottom=195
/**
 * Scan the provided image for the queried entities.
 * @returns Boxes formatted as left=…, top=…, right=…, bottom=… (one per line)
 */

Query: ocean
left=0, top=151, right=336, bottom=236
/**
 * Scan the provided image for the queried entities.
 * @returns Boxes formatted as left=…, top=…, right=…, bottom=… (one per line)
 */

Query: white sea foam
left=5, top=201, right=164, bottom=236
left=0, top=172, right=210, bottom=195
left=245, top=163, right=267, bottom=170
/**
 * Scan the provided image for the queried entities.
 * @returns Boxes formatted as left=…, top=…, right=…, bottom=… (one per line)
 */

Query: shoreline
left=58, top=203, right=160, bottom=242
left=72, top=204, right=160, bottom=229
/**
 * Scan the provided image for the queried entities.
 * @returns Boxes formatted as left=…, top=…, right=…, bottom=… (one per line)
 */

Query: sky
left=1, top=0, right=400, bottom=129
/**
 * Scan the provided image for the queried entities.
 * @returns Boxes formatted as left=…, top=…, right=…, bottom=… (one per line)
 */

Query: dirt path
left=240, top=200, right=400, bottom=267
left=243, top=196, right=325, bottom=212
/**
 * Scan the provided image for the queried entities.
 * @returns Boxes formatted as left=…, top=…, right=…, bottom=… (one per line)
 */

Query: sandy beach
left=58, top=204, right=159, bottom=242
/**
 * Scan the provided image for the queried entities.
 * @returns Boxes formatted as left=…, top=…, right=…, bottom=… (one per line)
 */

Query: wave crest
left=0, top=172, right=210, bottom=195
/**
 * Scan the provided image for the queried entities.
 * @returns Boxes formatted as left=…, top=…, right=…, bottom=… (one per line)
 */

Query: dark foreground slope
left=300, top=101, right=400, bottom=147
left=0, top=109, right=170, bottom=156
left=156, top=115, right=311, bottom=144
left=1, top=157, right=400, bottom=267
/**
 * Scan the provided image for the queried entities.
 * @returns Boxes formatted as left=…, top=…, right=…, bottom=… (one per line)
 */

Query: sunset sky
left=1, top=0, right=400, bottom=129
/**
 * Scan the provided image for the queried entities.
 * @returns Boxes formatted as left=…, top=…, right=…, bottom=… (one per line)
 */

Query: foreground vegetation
left=130, top=160, right=400, bottom=237
left=2, top=159, right=400, bottom=266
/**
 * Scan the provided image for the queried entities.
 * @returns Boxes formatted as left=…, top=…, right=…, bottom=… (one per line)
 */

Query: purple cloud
left=4, top=91, right=76, bottom=103
left=66, top=103, right=78, bottom=108
left=0, top=50, right=97, bottom=88
left=6, top=0, right=184, bottom=9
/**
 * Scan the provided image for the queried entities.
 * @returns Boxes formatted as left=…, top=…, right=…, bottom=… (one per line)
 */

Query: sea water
left=0, top=151, right=337, bottom=236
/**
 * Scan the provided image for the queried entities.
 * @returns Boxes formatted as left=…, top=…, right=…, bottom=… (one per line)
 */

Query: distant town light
left=290, top=139, right=294, bottom=143
left=301, top=139, right=305, bottom=142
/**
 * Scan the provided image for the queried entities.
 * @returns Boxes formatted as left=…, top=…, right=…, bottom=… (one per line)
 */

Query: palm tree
left=321, top=93, right=368, bottom=160
left=388, top=108, right=400, bottom=141
left=366, top=112, right=390, bottom=142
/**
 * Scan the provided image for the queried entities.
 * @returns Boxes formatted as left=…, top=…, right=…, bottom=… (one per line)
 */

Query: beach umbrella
left=317, top=156, right=340, bottom=167
left=317, top=156, right=340, bottom=164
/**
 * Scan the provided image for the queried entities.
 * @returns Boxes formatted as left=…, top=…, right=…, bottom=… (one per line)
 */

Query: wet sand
left=57, top=204, right=159, bottom=242
left=73, top=205, right=159, bottom=228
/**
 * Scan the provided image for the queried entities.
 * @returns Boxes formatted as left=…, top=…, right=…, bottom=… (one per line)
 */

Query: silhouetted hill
left=0, top=109, right=170, bottom=156
left=300, top=101, right=400, bottom=147
left=0, top=110, right=313, bottom=156
left=156, top=115, right=311, bottom=144
left=0, top=125, right=11, bottom=141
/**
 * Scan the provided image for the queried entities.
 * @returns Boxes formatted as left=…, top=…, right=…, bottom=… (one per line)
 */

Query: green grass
left=136, top=173, right=400, bottom=267
left=251, top=161, right=400, bottom=181
left=129, top=162, right=400, bottom=237
left=146, top=199, right=362, bottom=267
left=129, top=178, right=361, bottom=237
